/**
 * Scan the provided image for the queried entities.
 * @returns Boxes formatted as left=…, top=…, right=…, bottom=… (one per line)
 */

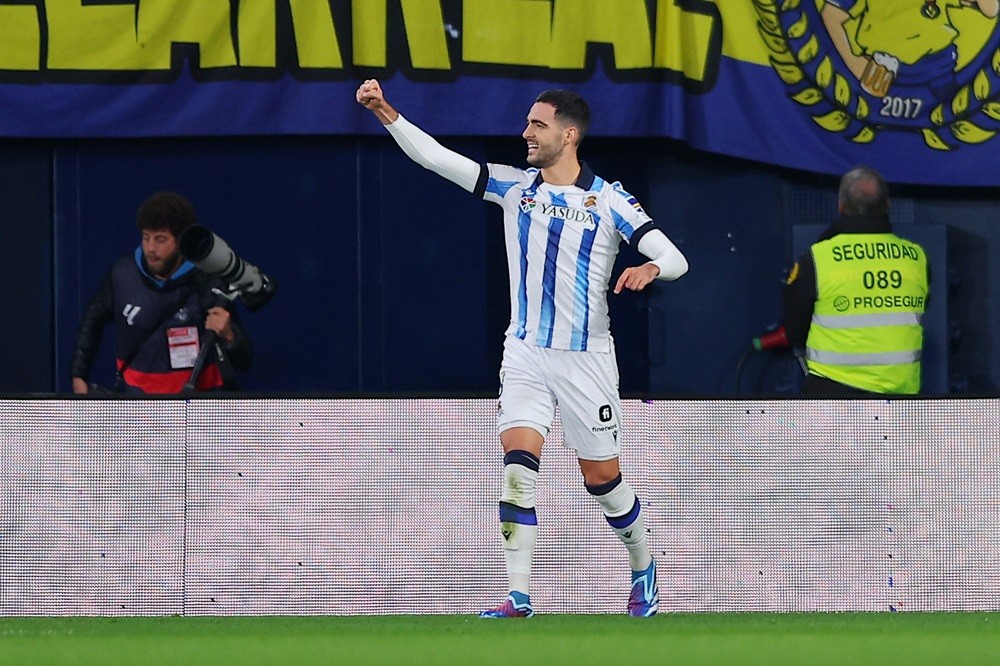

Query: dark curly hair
left=136, top=192, right=198, bottom=239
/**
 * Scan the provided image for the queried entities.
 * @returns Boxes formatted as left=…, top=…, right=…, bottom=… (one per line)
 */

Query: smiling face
left=522, top=102, right=574, bottom=169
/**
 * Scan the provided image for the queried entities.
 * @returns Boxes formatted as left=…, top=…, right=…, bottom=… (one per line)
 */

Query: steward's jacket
left=783, top=214, right=930, bottom=395
left=71, top=249, right=253, bottom=393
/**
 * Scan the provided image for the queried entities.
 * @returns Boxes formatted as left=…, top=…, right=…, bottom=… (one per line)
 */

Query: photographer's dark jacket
left=71, top=249, right=253, bottom=393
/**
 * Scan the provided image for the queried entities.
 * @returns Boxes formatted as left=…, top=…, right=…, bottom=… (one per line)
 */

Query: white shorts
left=497, top=335, right=623, bottom=461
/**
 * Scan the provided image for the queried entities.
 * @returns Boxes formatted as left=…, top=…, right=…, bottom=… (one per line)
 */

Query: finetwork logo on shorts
left=592, top=404, right=617, bottom=436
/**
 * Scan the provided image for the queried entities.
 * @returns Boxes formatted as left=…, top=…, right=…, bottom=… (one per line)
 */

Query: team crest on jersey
left=519, top=197, right=536, bottom=214
left=583, top=195, right=598, bottom=208
left=753, top=0, right=1000, bottom=150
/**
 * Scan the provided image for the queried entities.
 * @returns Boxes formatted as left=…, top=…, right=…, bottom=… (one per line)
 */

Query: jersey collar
left=532, top=161, right=596, bottom=190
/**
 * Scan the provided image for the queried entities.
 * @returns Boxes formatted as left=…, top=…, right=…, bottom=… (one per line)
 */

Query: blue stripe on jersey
left=515, top=205, right=531, bottom=339
left=536, top=195, right=566, bottom=347
left=487, top=177, right=520, bottom=199
left=570, top=177, right=605, bottom=349
left=571, top=217, right=598, bottom=351
left=611, top=208, right=637, bottom=239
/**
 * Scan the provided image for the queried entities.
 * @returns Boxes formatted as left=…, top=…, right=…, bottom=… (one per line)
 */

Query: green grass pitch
left=2, top=613, right=999, bottom=665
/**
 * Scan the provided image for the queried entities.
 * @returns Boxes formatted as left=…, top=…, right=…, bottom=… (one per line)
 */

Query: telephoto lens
left=179, top=225, right=277, bottom=311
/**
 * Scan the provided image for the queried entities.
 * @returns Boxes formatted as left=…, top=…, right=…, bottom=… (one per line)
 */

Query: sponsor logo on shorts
left=591, top=423, right=619, bottom=442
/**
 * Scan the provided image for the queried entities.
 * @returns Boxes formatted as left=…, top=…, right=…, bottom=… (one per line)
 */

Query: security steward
left=783, top=166, right=930, bottom=396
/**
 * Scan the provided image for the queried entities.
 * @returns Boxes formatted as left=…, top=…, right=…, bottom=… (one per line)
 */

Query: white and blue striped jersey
left=475, top=161, right=655, bottom=353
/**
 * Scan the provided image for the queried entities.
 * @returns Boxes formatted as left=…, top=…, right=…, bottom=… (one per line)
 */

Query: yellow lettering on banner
left=465, top=0, right=655, bottom=70
left=353, top=1, right=387, bottom=67
left=289, top=0, right=342, bottom=68
left=352, top=1, right=449, bottom=69
left=47, top=0, right=235, bottom=70
left=3, top=0, right=725, bottom=79
left=47, top=0, right=148, bottom=70
left=0, top=6, right=41, bottom=71
left=399, top=0, right=450, bottom=69
left=138, top=0, right=236, bottom=68
left=463, top=0, right=552, bottom=67
left=238, top=0, right=277, bottom=68
left=549, top=0, right=652, bottom=69
left=653, top=0, right=718, bottom=81
left=718, top=3, right=769, bottom=65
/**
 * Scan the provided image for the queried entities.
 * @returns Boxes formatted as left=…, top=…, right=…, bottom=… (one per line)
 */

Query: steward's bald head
left=839, top=166, right=889, bottom=216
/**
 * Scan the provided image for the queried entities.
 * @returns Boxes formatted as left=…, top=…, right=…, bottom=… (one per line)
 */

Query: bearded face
left=141, top=228, right=183, bottom=279
left=523, top=102, right=571, bottom=169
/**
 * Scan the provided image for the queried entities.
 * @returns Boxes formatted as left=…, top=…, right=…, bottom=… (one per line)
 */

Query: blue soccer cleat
left=628, top=559, right=659, bottom=617
left=479, top=591, right=534, bottom=618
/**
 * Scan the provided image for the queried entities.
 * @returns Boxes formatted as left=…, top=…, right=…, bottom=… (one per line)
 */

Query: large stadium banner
left=2, top=1, right=1000, bottom=185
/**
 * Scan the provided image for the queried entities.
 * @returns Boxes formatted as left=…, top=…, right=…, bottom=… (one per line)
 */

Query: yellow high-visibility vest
left=806, top=233, right=929, bottom=394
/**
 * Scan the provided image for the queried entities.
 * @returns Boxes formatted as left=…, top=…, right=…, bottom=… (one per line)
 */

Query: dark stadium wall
left=1, top=138, right=998, bottom=395
left=0, top=143, right=53, bottom=393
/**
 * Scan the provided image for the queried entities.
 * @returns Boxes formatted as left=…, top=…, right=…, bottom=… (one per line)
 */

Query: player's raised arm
left=355, top=79, right=481, bottom=193
left=356, top=78, right=398, bottom=125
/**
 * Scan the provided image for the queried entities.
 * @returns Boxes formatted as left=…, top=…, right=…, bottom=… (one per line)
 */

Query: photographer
left=70, top=192, right=253, bottom=394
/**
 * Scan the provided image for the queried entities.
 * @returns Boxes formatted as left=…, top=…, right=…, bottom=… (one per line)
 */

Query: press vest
left=110, top=255, right=225, bottom=393
left=806, top=233, right=928, bottom=394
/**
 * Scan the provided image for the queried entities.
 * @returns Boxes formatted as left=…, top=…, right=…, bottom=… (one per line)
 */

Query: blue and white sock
left=499, top=450, right=539, bottom=595
left=587, top=474, right=652, bottom=571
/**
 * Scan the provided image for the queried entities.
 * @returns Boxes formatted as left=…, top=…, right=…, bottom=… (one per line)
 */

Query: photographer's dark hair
left=136, top=192, right=198, bottom=239
left=839, top=166, right=889, bottom=216
left=535, top=89, right=590, bottom=141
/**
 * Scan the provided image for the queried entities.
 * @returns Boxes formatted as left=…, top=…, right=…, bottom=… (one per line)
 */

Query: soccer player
left=356, top=79, right=688, bottom=617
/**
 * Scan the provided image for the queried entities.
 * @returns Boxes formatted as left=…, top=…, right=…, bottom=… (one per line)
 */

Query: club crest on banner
left=754, top=0, right=1000, bottom=150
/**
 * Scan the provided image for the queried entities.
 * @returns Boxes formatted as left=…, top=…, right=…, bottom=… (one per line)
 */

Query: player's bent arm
left=636, top=229, right=688, bottom=281
left=385, top=114, right=481, bottom=193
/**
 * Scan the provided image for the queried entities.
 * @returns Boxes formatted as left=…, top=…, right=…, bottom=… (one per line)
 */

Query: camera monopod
left=178, top=225, right=277, bottom=392
left=181, top=290, right=232, bottom=393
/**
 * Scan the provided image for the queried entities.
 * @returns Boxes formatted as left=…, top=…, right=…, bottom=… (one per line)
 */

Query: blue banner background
left=3, top=5, right=1000, bottom=187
